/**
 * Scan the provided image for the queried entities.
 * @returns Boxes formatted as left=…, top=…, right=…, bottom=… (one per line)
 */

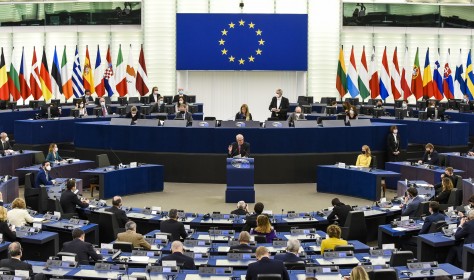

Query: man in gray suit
left=287, top=106, right=306, bottom=123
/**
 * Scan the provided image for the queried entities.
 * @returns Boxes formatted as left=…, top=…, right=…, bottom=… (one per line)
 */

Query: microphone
left=109, top=147, right=123, bottom=167
left=281, top=209, right=284, bottom=222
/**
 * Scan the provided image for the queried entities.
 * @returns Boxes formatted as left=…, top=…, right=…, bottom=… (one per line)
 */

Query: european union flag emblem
left=177, top=13, right=308, bottom=71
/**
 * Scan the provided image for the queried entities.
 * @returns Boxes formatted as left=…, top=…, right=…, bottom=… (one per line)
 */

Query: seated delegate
left=355, top=145, right=372, bottom=167
left=45, top=143, right=63, bottom=164
left=235, top=104, right=252, bottom=121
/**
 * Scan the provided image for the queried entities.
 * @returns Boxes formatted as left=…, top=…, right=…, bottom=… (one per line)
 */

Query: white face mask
left=45, top=165, right=51, bottom=171
left=79, top=104, right=84, bottom=108
left=179, top=101, right=183, bottom=104
left=159, top=100, right=163, bottom=105
left=349, top=110, right=354, bottom=114
left=100, top=102, right=105, bottom=106
left=275, top=94, right=280, bottom=98
left=393, top=130, right=398, bottom=134
left=178, top=90, right=184, bottom=95
left=4, top=137, right=8, bottom=142
left=402, top=103, right=407, bottom=108
left=54, top=147, right=58, bottom=152
left=131, top=112, right=136, bottom=116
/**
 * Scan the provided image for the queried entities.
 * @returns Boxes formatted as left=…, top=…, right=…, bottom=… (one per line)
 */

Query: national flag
left=61, top=46, right=73, bottom=100
left=336, top=46, right=347, bottom=98
left=466, top=49, right=474, bottom=100
left=401, top=47, right=411, bottom=99
left=390, top=47, right=402, bottom=100
left=454, top=49, right=466, bottom=99
left=30, top=47, right=42, bottom=100
left=0, top=48, right=9, bottom=101
left=39, top=47, right=53, bottom=101
left=115, top=45, right=127, bottom=97
left=8, top=48, right=21, bottom=101
left=369, top=46, right=379, bottom=99
left=379, top=46, right=391, bottom=100
left=358, top=46, right=370, bottom=100
left=136, top=45, right=149, bottom=96
left=443, top=49, right=454, bottom=100
left=72, top=46, right=84, bottom=98
left=432, top=50, right=444, bottom=100
left=94, top=46, right=105, bottom=97
left=347, top=46, right=359, bottom=98
left=83, top=46, right=94, bottom=93
left=51, top=46, right=63, bottom=99
left=19, top=47, right=31, bottom=101
left=125, top=45, right=136, bottom=97
left=411, top=47, right=423, bottom=100
left=422, top=48, right=434, bottom=99
left=104, top=45, right=115, bottom=97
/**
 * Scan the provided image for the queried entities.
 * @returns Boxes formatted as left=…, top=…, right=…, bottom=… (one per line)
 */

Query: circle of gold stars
left=218, top=19, right=265, bottom=65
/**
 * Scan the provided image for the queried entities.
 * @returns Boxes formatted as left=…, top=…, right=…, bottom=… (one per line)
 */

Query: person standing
left=269, top=89, right=289, bottom=120
left=387, top=125, right=401, bottom=162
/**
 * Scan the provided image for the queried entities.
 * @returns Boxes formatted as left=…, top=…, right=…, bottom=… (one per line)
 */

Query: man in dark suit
left=401, top=187, right=424, bottom=218
left=230, top=231, right=256, bottom=252
left=160, top=209, right=188, bottom=241
left=446, top=210, right=474, bottom=265
left=326, top=198, right=352, bottom=226
left=35, top=161, right=56, bottom=188
left=83, top=89, right=94, bottom=104
left=228, top=134, right=250, bottom=158
left=246, top=246, right=289, bottom=280
left=231, top=201, right=249, bottom=215
left=160, top=241, right=196, bottom=269
left=0, top=242, right=33, bottom=276
left=97, top=97, right=111, bottom=117
left=174, top=104, right=193, bottom=123
left=61, top=228, right=103, bottom=265
left=419, top=143, right=439, bottom=165
left=0, top=132, right=13, bottom=153
left=387, top=125, right=401, bottom=162
left=287, top=106, right=306, bottom=123
left=125, top=106, right=141, bottom=123
left=60, top=179, right=89, bottom=215
left=242, top=202, right=264, bottom=232
left=172, top=88, right=188, bottom=103
left=419, top=201, right=446, bottom=234
left=105, top=196, right=128, bottom=228
left=274, top=239, right=303, bottom=263
left=268, top=88, right=290, bottom=120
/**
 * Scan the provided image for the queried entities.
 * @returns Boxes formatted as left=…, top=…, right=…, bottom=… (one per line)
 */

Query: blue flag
left=177, top=13, right=308, bottom=71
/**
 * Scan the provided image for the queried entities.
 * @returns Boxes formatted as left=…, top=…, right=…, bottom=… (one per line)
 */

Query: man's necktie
left=102, top=106, right=106, bottom=116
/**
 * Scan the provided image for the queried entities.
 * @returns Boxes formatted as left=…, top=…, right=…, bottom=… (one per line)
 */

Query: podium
left=226, top=158, right=255, bottom=203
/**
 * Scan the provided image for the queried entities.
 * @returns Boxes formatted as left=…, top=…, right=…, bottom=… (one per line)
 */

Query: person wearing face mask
left=463, top=94, right=470, bottom=104
left=149, top=86, right=161, bottom=103
left=35, top=161, right=56, bottom=188
left=375, top=100, right=383, bottom=108
left=174, top=103, right=193, bottom=124
left=0, top=132, right=13, bottom=154
left=173, top=88, right=188, bottom=103
left=287, top=106, right=306, bottom=123
left=97, top=97, right=110, bottom=117
left=175, top=97, right=187, bottom=112
left=419, top=143, right=439, bottom=165
left=153, top=97, right=165, bottom=113
left=387, top=125, right=401, bottom=162
left=400, top=100, right=413, bottom=117
left=269, top=88, right=289, bottom=120
left=46, top=143, right=63, bottom=164
left=355, top=145, right=372, bottom=167
left=400, top=187, right=423, bottom=217
left=76, top=101, right=88, bottom=116
left=126, top=106, right=141, bottom=122
left=83, top=89, right=93, bottom=104
left=345, top=105, right=358, bottom=123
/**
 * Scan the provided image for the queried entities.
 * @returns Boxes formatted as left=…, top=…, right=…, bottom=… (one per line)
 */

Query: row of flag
left=0, top=44, right=150, bottom=102
left=336, top=46, right=474, bottom=101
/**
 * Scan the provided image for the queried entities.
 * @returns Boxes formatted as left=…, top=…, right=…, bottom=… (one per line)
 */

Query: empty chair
left=257, top=275, right=282, bottom=280
left=253, top=235, right=267, bottom=244
left=371, top=155, right=377, bottom=169
left=24, top=173, right=40, bottom=212
left=90, top=154, right=111, bottom=196
left=415, top=201, right=430, bottom=218
left=334, top=245, right=355, bottom=252
left=98, top=211, right=120, bottom=243
left=128, top=97, right=139, bottom=104
left=389, top=251, right=414, bottom=267
left=439, top=189, right=463, bottom=211
left=113, top=242, right=133, bottom=253
left=54, top=199, right=75, bottom=220
left=341, top=211, right=367, bottom=243
left=34, top=152, right=46, bottom=164
left=373, top=269, right=398, bottom=280
left=428, top=220, right=447, bottom=233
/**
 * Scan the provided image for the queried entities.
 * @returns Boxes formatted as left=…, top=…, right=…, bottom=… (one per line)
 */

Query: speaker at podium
left=226, top=158, right=255, bottom=203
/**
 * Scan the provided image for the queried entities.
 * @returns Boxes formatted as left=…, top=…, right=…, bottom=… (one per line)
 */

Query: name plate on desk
left=323, top=251, right=354, bottom=258
left=132, top=250, right=161, bottom=257
left=290, top=228, right=316, bottom=235
left=370, top=249, right=395, bottom=256
left=148, top=266, right=179, bottom=273
left=198, top=267, right=232, bottom=275
left=227, top=252, right=256, bottom=260
left=337, top=162, right=346, bottom=168
left=407, top=262, right=439, bottom=269
left=209, top=229, right=235, bottom=236
left=184, top=240, right=211, bottom=246
left=184, top=252, right=209, bottom=259
left=306, top=266, right=339, bottom=274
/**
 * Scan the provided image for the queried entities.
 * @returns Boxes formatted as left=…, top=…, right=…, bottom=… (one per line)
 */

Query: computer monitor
left=418, top=111, right=428, bottom=121
left=368, top=98, right=382, bottom=106
left=128, top=97, right=139, bottom=104
left=394, top=108, right=406, bottom=120
left=50, top=99, right=60, bottom=107
left=156, top=113, right=168, bottom=121
left=302, top=105, right=312, bottom=114
left=426, top=107, right=437, bottom=119
left=373, top=108, right=384, bottom=118
left=163, top=96, right=173, bottom=105
left=438, top=102, right=448, bottom=110
left=316, top=116, right=333, bottom=125
left=469, top=100, right=474, bottom=110
left=0, top=100, right=7, bottom=110
left=140, top=96, right=150, bottom=105
left=9, top=102, right=16, bottom=111
left=394, top=100, right=405, bottom=108
left=92, top=107, right=102, bottom=117
left=187, top=95, right=196, bottom=104
left=72, top=98, right=83, bottom=106
left=188, top=104, right=198, bottom=114
left=459, top=103, right=471, bottom=113
left=321, top=97, right=336, bottom=105
left=117, top=97, right=128, bottom=106
left=345, top=98, right=359, bottom=106
left=70, top=109, right=80, bottom=118
left=29, top=100, right=43, bottom=109
left=359, top=106, right=373, bottom=116
left=116, top=106, right=127, bottom=116
left=448, top=99, right=460, bottom=110
left=325, top=106, right=336, bottom=115
left=416, top=101, right=427, bottom=111
left=165, top=104, right=176, bottom=114
left=140, top=105, right=152, bottom=116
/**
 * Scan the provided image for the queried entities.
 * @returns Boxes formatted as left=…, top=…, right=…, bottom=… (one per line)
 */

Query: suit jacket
left=61, top=238, right=103, bottom=264
left=274, top=252, right=303, bottom=263
left=46, top=151, right=62, bottom=163
left=326, top=203, right=352, bottom=226
left=0, top=221, right=16, bottom=241
left=401, top=196, right=424, bottom=217
left=287, top=112, right=306, bottom=123
left=149, top=93, right=161, bottom=103
left=60, top=190, right=89, bottom=214
left=433, top=190, right=451, bottom=204
left=230, top=208, right=248, bottom=215
left=0, top=258, right=33, bottom=276
left=422, top=150, right=439, bottom=165
left=242, top=213, right=259, bottom=232
left=105, top=206, right=128, bottom=228
left=35, top=168, right=53, bottom=188
left=246, top=257, right=289, bottom=280
left=125, top=111, right=141, bottom=122
left=174, top=111, right=193, bottom=123
left=0, top=140, right=12, bottom=151
left=160, top=219, right=188, bottom=241
left=228, top=142, right=251, bottom=158
left=173, top=94, right=188, bottom=103
left=387, top=133, right=400, bottom=154
left=269, top=96, right=290, bottom=120
left=97, top=105, right=111, bottom=116
left=160, top=252, right=196, bottom=269
left=229, top=243, right=256, bottom=253
left=419, top=212, right=446, bottom=234
left=117, top=230, right=151, bottom=250
left=455, top=220, right=474, bottom=244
